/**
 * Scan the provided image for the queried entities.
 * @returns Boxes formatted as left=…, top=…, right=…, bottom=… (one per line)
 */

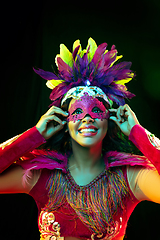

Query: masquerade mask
left=67, top=93, right=109, bottom=122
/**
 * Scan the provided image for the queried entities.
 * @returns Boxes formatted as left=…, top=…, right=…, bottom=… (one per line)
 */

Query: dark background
left=1, top=0, right=160, bottom=239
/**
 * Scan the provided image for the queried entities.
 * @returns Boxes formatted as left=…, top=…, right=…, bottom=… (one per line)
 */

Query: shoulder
left=29, top=168, right=51, bottom=193
left=127, top=165, right=146, bottom=200
left=127, top=165, right=160, bottom=202
left=28, top=169, right=52, bottom=210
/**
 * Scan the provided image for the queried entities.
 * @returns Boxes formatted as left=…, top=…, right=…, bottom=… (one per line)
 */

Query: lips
left=78, top=126, right=98, bottom=136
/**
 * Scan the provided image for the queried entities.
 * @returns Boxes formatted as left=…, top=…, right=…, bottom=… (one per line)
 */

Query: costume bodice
left=29, top=167, right=139, bottom=240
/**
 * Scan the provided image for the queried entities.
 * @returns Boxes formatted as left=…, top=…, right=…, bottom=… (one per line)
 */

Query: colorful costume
left=0, top=124, right=160, bottom=239
left=1, top=38, right=160, bottom=239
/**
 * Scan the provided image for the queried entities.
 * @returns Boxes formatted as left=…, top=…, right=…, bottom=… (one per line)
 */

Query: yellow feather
left=73, top=39, right=81, bottom=53
left=60, top=44, right=73, bottom=67
left=86, top=37, right=97, bottom=62
left=55, top=54, right=61, bottom=67
left=46, top=79, right=65, bottom=90
left=72, top=39, right=82, bottom=61
left=79, top=49, right=87, bottom=58
left=55, top=44, right=73, bottom=68
left=110, top=55, right=123, bottom=67
left=114, top=73, right=134, bottom=85
left=55, top=43, right=74, bottom=68
left=115, top=55, right=123, bottom=62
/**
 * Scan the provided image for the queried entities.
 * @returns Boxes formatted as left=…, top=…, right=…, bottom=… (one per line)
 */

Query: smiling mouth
left=78, top=128, right=98, bottom=133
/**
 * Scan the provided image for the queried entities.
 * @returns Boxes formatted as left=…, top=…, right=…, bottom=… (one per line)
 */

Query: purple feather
left=103, top=49, right=118, bottom=70
left=33, top=39, right=136, bottom=107
left=92, top=42, right=107, bottom=66
left=49, top=82, right=69, bottom=101
left=109, top=83, right=133, bottom=97
left=109, top=61, right=132, bottom=71
left=111, top=45, right=116, bottom=50
left=72, top=45, right=80, bottom=60
left=33, top=67, right=60, bottom=80
left=56, top=57, right=72, bottom=81
left=76, top=55, right=86, bottom=72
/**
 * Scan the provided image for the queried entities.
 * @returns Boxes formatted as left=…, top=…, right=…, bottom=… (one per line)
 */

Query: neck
left=69, top=139, right=104, bottom=172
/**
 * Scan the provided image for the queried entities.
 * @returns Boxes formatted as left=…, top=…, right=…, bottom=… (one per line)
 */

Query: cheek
left=104, top=119, right=108, bottom=129
left=67, top=121, right=79, bottom=137
left=101, top=119, right=108, bottom=135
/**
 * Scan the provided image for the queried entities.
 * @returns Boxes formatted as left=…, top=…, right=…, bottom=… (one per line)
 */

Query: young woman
left=0, top=38, right=160, bottom=240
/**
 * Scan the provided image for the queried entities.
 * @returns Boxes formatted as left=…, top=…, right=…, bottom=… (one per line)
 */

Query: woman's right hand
left=36, top=106, right=69, bottom=140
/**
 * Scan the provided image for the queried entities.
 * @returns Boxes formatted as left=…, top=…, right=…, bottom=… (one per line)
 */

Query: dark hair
left=102, top=119, right=141, bottom=154
left=39, top=98, right=141, bottom=156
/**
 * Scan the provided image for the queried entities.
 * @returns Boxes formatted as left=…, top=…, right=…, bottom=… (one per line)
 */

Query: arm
left=109, top=104, right=160, bottom=173
left=0, top=127, right=45, bottom=194
left=0, top=165, right=41, bottom=194
left=109, top=104, right=160, bottom=203
left=127, top=165, right=160, bottom=203
left=0, top=126, right=46, bottom=173
left=129, top=124, right=160, bottom=174
left=0, top=106, right=68, bottom=193
left=127, top=124, right=160, bottom=203
left=0, top=105, right=68, bottom=173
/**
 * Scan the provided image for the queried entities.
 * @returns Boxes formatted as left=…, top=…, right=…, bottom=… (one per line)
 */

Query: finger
left=53, top=123, right=66, bottom=133
left=109, top=108, right=121, bottom=121
left=109, top=116, right=121, bottom=127
left=116, top=106, right=123, bottom=120
left=43, top=114, right=63, bottom=125
left=45, top=106, right=59, bottom=116
left=50, top=115, right=65, bottom=125
left=118, top=105, right=130, bottom=118
left=122, top=104, right=132, bottom=118
left=43, top=123, right=65, bottom=140
left=53, top=107, right=69, bottom=116
left=46, top=106, right=68, bottom=117
left=108, top=109, right=117, bottom=117
left=120, top=106, right=125, bottom=116
left=108, top=109, right=117, bottom=112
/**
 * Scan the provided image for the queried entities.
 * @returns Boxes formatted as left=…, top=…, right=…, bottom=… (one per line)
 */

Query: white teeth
left=79, top=128, right=97, bottom=133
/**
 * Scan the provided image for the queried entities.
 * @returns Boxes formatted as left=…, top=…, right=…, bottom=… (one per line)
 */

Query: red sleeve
left=0, top=126, right=46, bottom=173
left=129, top=124, right=160, bottom=174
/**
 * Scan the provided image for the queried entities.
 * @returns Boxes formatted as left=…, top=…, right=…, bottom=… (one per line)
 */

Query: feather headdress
left=33, top=37, right=135, bottom=106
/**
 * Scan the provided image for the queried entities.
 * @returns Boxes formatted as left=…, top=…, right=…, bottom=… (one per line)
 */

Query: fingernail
left=65, top=112, right=69, bottom=115
left=62, top=121, right=66, bottom=124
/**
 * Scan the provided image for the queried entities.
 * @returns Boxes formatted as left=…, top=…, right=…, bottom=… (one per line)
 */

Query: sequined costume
left=0, top=124, right=160, bottom=239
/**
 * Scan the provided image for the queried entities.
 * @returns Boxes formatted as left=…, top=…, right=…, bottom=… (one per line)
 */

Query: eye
left=72, top=108, right=83, bottom=115
left=92, top=107, right=103, bottom=113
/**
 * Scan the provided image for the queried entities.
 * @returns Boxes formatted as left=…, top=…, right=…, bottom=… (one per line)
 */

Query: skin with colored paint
left=36, top=95, right=139, bottom=187
left=67, top=96, right=109, bottom=186
left=67, top=96, right=109, bottom=148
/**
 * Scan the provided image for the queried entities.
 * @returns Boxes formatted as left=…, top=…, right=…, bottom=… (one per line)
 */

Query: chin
left=70, top=130, right=107, bottom=148
left=77, top=137, right=102, bottom=148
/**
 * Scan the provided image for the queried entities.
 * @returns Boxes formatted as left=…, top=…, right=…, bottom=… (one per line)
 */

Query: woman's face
left=67, top=94, right=109, bottom=148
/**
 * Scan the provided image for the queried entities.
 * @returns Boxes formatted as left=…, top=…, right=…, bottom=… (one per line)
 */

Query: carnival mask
left=67, top=93, right=109, bottom=122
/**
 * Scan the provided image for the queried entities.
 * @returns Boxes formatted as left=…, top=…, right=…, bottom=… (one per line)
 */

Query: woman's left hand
left=109, top=104, right=140, bottom=136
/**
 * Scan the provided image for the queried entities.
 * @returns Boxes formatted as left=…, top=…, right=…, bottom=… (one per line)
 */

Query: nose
left=82, top=114, right=94, bottom=123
